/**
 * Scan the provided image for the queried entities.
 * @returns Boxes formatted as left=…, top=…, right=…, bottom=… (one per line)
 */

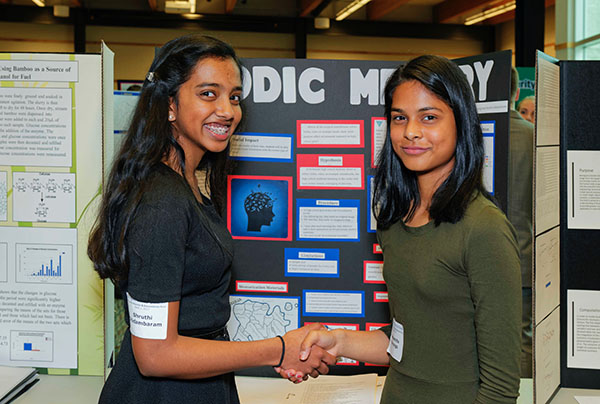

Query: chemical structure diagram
left=12, top=172, right=75, bottom=222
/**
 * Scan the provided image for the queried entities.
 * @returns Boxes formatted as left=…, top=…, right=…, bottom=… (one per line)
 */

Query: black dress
left=98, top=164, right=240, bottom=404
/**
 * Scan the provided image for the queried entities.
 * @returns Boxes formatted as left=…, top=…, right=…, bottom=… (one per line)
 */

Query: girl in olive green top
left=279, top=55, right=522, bottom=403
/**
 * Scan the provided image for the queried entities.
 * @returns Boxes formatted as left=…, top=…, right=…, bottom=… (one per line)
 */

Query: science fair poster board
left=226, top=51, right=512, bottom=376
left=533, top=51, right=600, bottom=404
left=0, top=44, right=113, bottom=377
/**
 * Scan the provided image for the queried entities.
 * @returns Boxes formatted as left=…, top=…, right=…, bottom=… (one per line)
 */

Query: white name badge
left=386, top=318, right=404, bottom=362
left=127, top=293, right=169, bottom=340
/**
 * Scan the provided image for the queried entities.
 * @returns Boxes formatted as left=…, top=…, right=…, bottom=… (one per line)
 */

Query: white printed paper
left=535, top=146, right=560, bottom=235
left=0, top=60, right=78, bottom=82
left=229, top=133, right=292, bottom=160
left=536, top=57, right=560, bottom=146
left=387, top=318, right=404, bottom=363
left=0, top=227, right=77, bottom=368
left=0, top=171, right=6, bottom=221
left=287, top=259, right=338, bottom=276
left=298, top=206, right=358, bottom=240
left=567, top=289, right=600, bottom=370
left=369, top=176, right=377, bottom=232
left=475, top=100, right=508, bottom=114
left=299, top=167, right=362, bottom=188
left=0, top=242, right=6, bottom=283
left=574, top=397, right=600, bottom=404
left=234, top=374, right=378, bottom=404
left=0, top=87, right=73, bottom=167
left=227, top=295, right=299, bottom=342
left=12, top=172, right=75, bottom=223
left=480, top=121, right=495, bottom=194
left=236, top=281, right=288, bottom=293
left=372, top=118, right=386, bottom=165
left=534, top=307, right=561, bottom=404
left=299, top=122, right=361, bottom=146
left=304, top=291, right=363, bottom=316
left=567, top=150, right=600, bottom=229
left=127, top=293, right=169, bottom=340
left=364, top=262, right=384, bottom=283
left=535, top=226, right=560, bottom=325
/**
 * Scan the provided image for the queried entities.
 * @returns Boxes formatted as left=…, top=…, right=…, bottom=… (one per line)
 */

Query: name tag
left=386, top=318, right=404, bottom=362
left=127, top=293, right=169, bottom=340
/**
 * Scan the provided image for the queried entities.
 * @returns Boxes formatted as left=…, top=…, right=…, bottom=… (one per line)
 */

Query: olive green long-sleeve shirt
left=378, top=193, right=522, bottom=404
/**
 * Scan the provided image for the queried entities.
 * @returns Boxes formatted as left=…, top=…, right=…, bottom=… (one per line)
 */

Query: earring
left=169, top=114, right=174, bottom=121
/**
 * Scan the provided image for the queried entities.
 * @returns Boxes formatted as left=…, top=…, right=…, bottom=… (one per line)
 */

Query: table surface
left=10, top=374, right=600, bottom=404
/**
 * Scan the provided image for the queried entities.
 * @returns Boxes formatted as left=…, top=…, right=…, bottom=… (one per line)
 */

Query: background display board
left=227, top=51, right=511, bottom=376
left=516, top=66, right=535, bottom=109
left=0, top=46, right=113, bottom=376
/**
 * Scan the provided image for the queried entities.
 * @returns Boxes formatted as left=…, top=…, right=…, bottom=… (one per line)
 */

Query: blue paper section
left=296, top=198, right=360, bottom=242
left=284, top=248, right=340, bottom=278
left=481, top=120, right=496, bottom=196
left=302, top=290, right=365, bottom=317
left=229, top=132, right=294, bottom=162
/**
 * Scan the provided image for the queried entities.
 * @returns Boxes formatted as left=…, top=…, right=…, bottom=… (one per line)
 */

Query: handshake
left=273, top=322, right=342, bottom=383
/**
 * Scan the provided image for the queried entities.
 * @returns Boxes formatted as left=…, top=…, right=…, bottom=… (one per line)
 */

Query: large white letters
left=299, top=67, right=325, bottom=104
left=459, top=59, right=494, bottom=101
left=350, top=68, right=379, bottom=105
left=242, top=65, right=325, bottom=104
left=252, top=66, right=281, bottom=103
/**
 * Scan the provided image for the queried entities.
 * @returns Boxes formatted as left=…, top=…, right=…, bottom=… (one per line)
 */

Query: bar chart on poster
left=15, top=243, right=72, bottom=284
left=0, top=46, right=112, bottom=376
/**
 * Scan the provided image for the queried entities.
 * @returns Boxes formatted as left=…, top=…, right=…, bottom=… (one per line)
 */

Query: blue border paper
left=296, top=199, right=360, bottom=242
left=229, top=132, right=294, bottom=162
left=284, top=248, right=340, bottom=278
left=367, top=175, right=376, bottom=233
left=302, top=290, right=365, bottom=317
left=480, top=120, right=495, bottom=195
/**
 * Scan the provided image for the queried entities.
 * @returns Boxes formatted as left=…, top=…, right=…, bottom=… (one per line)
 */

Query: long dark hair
left=373, top=54, right=491, bottom=229
left=88, top=35, right=242, bottom=283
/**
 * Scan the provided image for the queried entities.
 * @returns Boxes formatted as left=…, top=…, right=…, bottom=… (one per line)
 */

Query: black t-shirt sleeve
left=126, top=201, right=189, bottom=303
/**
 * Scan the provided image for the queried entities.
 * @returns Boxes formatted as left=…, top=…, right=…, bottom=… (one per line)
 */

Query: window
left=575, top=0, right=600, bottom=59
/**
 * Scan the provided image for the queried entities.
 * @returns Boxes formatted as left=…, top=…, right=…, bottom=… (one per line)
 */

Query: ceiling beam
left=484, top=9, right=513, bottom=25
left=367, top=0, right=411, bottom=21
left=299, top=0, right=324, bottom=17
left=434, top=0, right=501, bottom=23
left=225, top=0, right=236, bottom=13
left=475, top=0, right=554, bottom=25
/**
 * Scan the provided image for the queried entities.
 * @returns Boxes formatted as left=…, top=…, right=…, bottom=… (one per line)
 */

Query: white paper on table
left=574, top=397, right=600, bottom=404
left=297, top=374, right=378, bottom=404
left=235, top=374, right=379, bottom=404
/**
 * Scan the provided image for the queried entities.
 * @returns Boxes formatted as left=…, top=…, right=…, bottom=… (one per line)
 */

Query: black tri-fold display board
left=226, top=51, right=512, bottom=376
left=533, top=51, right=600, bottom=404
left=559, top=59, right=600, bottom=391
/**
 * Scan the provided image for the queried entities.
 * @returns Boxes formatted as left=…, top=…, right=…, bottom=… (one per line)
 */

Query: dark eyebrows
left=196, top=83, right=243, bottom=92
left=390, top=106, right=442, bottom=113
